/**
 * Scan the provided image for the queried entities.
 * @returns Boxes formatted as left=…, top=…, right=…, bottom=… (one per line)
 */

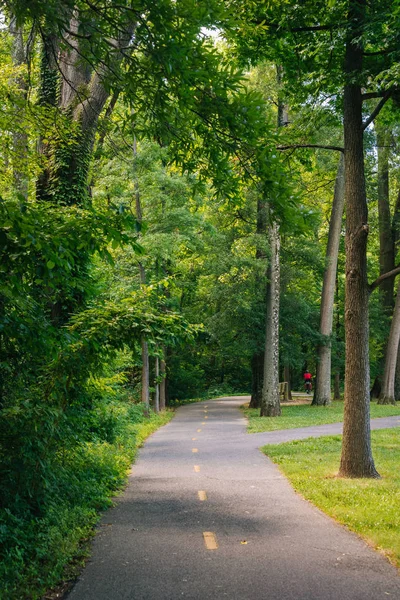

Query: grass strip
left=261, top=429, right=400, bottom=567
left=243, top=401, right=400, bottom=433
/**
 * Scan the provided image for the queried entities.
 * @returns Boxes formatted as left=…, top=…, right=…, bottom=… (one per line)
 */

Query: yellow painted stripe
left=198, top=490, right=207, bottom=501
left=192, top=448, right=198, bottom=453
left=201, top=422, right=206, bottom=425
left=204, top=410, right=208, bottom=413
left=194, top=465, right=200, bottom=472
left=203, top=531, right=218, bottom=550
left=197, top=429, right=202, bottom=432
left=192, top=437, right=197, bottom=441
left=204, top=416, right=208, bottom=419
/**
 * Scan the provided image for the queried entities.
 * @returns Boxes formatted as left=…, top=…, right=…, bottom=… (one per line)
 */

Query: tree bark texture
left=260, top=222, right=281, bottom=417
left=378, top=280, right=400, bottom=405
left=313, top=153, right=345, bottom=406
left=37, top=14, right=135, bottom=205
left=339, top=0, right=379, bottom=478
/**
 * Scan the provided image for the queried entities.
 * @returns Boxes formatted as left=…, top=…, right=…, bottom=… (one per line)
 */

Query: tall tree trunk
left=370, top=125, right=394, bottom=398
left=133, top=134, right=150, bottom=415
left=339, top=0, right=379, bottom=478
left=159, top=351, right=166, bottom=411
left=334, top=373, right=341, bottom=400
left=376, top=124, right=394, bottom=310
left=313, top=153, right=345, bottom=406
left=154, top=355, right=160, bottom=413
left=250, top=197, right=267, bottom=409
left=378, top=280, right=400, bottom=405
left=260, top=222, right=281, bottom=416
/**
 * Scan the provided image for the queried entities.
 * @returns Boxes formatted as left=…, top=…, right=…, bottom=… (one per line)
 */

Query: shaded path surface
left=68, top=397, right=400, bottom=600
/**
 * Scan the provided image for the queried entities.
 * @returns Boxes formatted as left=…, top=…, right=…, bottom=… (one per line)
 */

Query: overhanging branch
left=362, top=91, right=392, bottom=130
left=369, top=265, right=400, bottom=294
left=277, top=144, right=344, bottom=152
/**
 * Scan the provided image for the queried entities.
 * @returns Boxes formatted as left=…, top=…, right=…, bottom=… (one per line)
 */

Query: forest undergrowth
left=0, top=388, right=173, bottom=600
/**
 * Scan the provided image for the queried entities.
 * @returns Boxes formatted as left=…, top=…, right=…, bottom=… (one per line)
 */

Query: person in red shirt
left=303, top=370, right=312, bottom=393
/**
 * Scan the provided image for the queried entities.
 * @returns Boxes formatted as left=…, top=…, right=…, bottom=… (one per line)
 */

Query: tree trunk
left=378, top=280, right=400, bottom=405
left=260, top=222, right=281, bottom=417
left=283, top=364, right=292, bottom=400
left=339, top=0, right=379, bottom=478
left=133, top=134, right=150, bottom=415
left=313, top=153, right=345, bottom=406
left=376, top=124, right=394, bottom=311
left=141, top=339, right=150, bottom=415
left=159, top=352, right=166, bottom=411
left=154, top=356, right=160, bottom=413
left=334, top=373, right=341, bottom=400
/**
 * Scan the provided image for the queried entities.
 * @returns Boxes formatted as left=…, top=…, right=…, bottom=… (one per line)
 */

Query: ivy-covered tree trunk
left=37, top=14, right=134, bottom=206
left=260, top=222, right=281, bottom=417
left=313, top=154, right=345, bottom=406
left=339, top=0, right=379, bottom=478
left=378, top=280, right=400, bottom=405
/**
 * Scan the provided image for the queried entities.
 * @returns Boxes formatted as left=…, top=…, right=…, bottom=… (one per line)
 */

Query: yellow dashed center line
left=204, top=416, right=208, bottom=419
left=198, top=490, right=207, bottom=501
left=192, top=448, right=198, bottom=453
left=197, top=429, right=202, bottom=432
left=192, top=437, right=197, bottom=441
left=203, top=531, right=218, bottom=550
left=201, top=422, right=206, bottom=425
left=194, top=465, right=200, bottom=472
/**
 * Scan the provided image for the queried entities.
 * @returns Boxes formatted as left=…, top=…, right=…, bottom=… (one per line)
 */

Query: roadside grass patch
left=243, top=401, right=400, bottom=433
left=261, top=429, right=400, bottom=567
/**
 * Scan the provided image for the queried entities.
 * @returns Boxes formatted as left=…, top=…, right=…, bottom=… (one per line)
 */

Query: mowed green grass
left=243, top=401, right=400, bottom=433
left=262, top=429, right=400, bottom=567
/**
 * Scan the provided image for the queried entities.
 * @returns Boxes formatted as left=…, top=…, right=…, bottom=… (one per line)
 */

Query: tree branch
left=277, top=144, right=344, bottom=152
left=362, top=91, right=392, bottom=130
left=369, top=265, right=400, bottom=294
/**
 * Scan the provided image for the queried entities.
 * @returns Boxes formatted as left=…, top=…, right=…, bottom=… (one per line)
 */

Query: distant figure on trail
left=303, top=370, right=312, bottom=394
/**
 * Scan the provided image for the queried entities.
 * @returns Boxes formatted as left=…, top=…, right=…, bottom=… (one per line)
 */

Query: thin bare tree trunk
left=283, top=365, right=292, bottom=400
left=260, top=222, right=281, bottom=417
left=370, top=125, right=394, bottom=398
left=313, top=154, right=345, bottom=406
left=154, top=356, right=160, bottom=413
left=159, top=352, right=166, bottom=410
left=133, top=133, right=150, bottom=415
left=339, top=0, right=379, bottom=478
left=378, top=280, right=400, bottom=405
left=334, top=373, right=341, bottom=400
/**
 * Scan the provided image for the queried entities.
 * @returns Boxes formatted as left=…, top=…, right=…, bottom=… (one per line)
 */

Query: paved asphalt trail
left=68, top=397, right=400, bottom=600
